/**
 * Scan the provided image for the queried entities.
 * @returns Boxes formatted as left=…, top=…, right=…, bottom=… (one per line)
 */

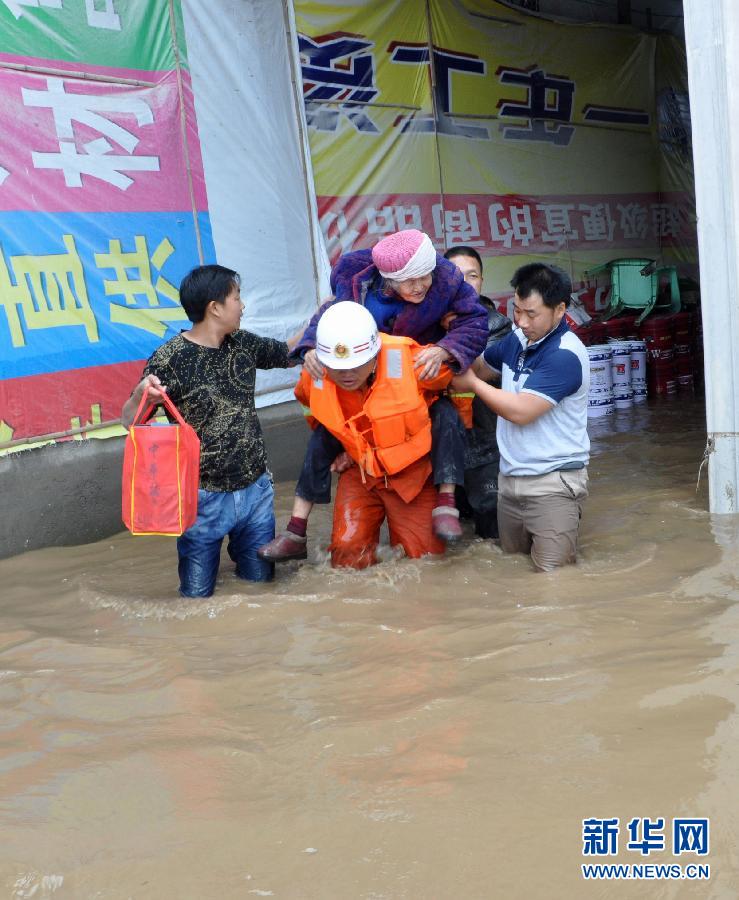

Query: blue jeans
left=177, top=473, right=276, bottom=597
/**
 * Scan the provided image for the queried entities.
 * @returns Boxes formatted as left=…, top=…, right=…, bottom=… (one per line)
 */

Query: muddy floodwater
left=2, top=396, right=739, bottom=899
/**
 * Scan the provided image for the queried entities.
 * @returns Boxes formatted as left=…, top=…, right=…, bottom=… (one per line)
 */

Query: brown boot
left=257, top=531, right=308, bottom=562
left=432, top=506, right=462, bottom=542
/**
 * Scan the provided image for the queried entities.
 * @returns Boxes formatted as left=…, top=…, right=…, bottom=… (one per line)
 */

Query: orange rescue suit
left=294, top=335, right=453, bottom=503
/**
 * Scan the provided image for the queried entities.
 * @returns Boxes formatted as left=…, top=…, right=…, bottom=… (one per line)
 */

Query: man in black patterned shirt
left=122, top=264, right=298, bottom=597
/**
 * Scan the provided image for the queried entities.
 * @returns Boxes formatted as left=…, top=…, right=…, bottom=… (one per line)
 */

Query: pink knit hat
left=371, top=229, right=436, bottom=280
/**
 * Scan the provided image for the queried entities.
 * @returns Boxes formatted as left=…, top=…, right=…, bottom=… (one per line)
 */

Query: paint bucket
left=607, top=315, right=638, bottom=340
left=570, top=323, right=593, bottom=346
left=606, top=317, right=628, bottom=340
left=675, top=350, right=693, bottom=376
left=671, top=311, right=693, bottom=354
left=677, top=373, right=694, bottom=394
left=589, top=322, right=608, bottom=345
left=639, top=316, right=674, bottom=361
left=628, top=339, right=647, bottom=387
left=633, top=386, right=648, bottom=403
left=619, top=315, right=639, bottom=339
left=648, top=357, right=677, bottom=395
left=587, top=345, right=613, bottom=392
left=587, top=394, right=615, bottom=418
left=609, top=340, right=633, bottom=389
left=614, top=387, right=634, bottom=410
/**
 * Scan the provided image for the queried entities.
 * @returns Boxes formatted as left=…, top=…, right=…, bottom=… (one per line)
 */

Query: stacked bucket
left=639, top=316, right=676, bottom=395
left=610, top=341, right=634, bottom=408
left=587, top=344, right=614, bottom=417
left=576, top=299, right=704, bottom=414
left=587, top=336, right=648, bottom=417
left=672, top=312, right=694, bottom=393
left=610, top=338, right=647, bottom=408
left=629, top=339, right=648, bottom=402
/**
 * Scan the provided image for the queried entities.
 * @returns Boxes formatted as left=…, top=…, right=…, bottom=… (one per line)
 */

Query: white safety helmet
left=315, top=301, right=381, bottom=370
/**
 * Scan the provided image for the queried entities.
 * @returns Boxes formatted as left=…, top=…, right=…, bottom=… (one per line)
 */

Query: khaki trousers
left=497, top=468, right=588, bottom=572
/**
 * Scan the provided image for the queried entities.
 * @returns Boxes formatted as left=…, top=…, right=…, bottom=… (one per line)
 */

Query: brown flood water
left=1, top=396, right=738, bottom=899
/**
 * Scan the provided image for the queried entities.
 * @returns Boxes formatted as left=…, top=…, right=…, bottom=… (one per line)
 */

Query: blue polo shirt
left=482, top=318, right=590, bottom=476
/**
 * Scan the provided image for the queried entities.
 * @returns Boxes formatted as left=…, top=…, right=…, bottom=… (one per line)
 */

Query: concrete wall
left=0, top=401, right=307, bottom=561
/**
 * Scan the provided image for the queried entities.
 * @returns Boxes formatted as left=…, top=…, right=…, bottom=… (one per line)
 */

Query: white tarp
left=182, top=0, right=330, bottom=407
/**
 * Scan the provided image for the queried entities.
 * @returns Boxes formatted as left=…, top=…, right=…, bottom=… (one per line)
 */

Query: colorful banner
left=295, top=0, right=696, bottom=302
left=0, top=64, right=207, bottom=214
left=0, top=0, right=185, bottom=71
left=0, top=0, right=215, bottom=446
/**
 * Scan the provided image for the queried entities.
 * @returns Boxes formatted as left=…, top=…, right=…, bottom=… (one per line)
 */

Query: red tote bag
left=122, top=388, right=200, bottom=536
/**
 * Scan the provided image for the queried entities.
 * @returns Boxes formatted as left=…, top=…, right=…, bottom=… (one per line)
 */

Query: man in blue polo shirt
left=451, top=262, right=590, bottom=571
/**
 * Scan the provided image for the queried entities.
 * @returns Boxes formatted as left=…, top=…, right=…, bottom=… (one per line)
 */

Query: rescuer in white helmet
left=259, top=301, right=455, bottom=569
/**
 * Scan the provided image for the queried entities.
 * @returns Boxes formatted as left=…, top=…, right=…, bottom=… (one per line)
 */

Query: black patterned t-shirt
left=143, top=330, right=291, bottom=492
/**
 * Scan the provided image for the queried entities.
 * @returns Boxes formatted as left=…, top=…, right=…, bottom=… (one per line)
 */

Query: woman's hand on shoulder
left=414, top=345, right=451, bottom=380
left=302, top=349, right=326, bottom=380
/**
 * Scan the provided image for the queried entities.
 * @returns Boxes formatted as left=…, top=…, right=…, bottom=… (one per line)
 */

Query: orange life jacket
left=301, top=335, right=435, bottom=478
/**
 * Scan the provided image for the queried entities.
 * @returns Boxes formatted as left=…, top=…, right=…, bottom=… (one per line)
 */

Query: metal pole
left=683, top=0, right=739, bottom=512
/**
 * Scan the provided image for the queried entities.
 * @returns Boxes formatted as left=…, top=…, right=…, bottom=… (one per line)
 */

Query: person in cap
left=450, top=262, right=590, bottom=571
left=443, top=246, right=513, bottom=539
left=288, top=301, right=453, bottom=569
left=258, top=229, right=488, bottom=562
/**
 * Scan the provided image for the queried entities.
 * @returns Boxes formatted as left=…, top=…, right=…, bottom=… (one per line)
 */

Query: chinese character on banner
left=3, top=0, right=121, bottom=28
left=0, top=163, right=8, bottom=186
left=0, top=234, right=98, bottom=347
left=537, top=203, right=579, bottom=247
left=320, top=209, right=359, bottom=260
left=651, top=202, right=682, bottom=239
left=673, top=819, right=709, bottom=855
left=85, top=0, right=121, bottom=30
left=626, top=817, right=666, bottom=855
left=21, top=77, right=160, bottom=190
left=580, top=203, right=616, bottom=243
left=488, top=202, right=534, bottom=249
left=388, top=44, right=488, bottom=139
left=497, top=65, right=576, bottom=146
left=582, top=818, right=619, bottom=856
left=299, top=34, right=379, bottom=134
left=617, top=202, right=649, bottom=240
left=366, top=204, right=423, bottom=236
left=94, top=236, right=186, bottom=338
left=2, top=0, right=61, bottom=19
left=432, top=203, right=483, bottom=247
left=583, top=104, right=650, bottom=127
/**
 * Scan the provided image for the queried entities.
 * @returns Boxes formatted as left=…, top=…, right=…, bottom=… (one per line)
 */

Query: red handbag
left=122, top=388, right=200, bottom=536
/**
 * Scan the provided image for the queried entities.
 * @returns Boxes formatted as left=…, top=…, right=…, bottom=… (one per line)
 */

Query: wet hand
left=330, top=451, right=354, bottom=473
left=414, top=346, right=452, bottom=380
left=303, top=349, right=326, bottom=380
left=451, top=369, right=477, bottom=392
left=137, top=374, right=166, bottom=402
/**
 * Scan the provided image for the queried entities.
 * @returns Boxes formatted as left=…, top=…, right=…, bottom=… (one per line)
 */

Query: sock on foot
left=287, top=516, right=308, bottom=537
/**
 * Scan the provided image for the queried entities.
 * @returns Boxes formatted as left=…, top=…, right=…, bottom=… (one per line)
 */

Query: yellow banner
left=295, top=0, right=696, bottom=298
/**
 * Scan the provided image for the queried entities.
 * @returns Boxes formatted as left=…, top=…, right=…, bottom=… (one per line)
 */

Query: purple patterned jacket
left=293, top=249, right=489, bottom=372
